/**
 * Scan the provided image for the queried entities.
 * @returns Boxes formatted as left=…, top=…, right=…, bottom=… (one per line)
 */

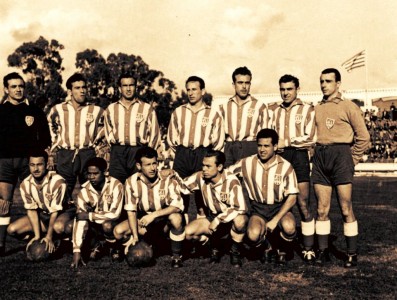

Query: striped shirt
left=104, top=99, right=161, bottom=149
left=47, top=100, right=104, bottom=151
left=220, top=95, right=273, bottom=142
left=167, top=103, right=225, bottom=153
left=181, top=171, right=247, bottom=224
left=124, top=172, right=184, bottom=213
left=272, top=99, right=316, bottom=149
left=20, top=171, right=67, bottom=214
left=228, top=154, right=298, bottom=204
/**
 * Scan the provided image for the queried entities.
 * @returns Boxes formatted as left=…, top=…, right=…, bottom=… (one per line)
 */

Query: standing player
left=182, top=150, right=248, bottom=267
left=71, top=157, right=123, bottom=268
left=312, top=68, right=370, bottom=267
left=104, top=72, right=161, bottom=183
left=167, top=76, right=224, bottom=218
left=228, top=129, right=299, bottom=265
left=220, top=66, right=273, bottom=167
left=0, top=72, right=51, bottom=256
left=47, top=73, right=105, bottom=237
left=113, top=147, right=185, bottom=268
left=272, top=74, right=316, bottom=264
left=7, top=150, right=67, bottom=254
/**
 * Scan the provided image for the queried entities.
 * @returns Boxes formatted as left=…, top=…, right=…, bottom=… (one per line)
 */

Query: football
left=26, top=240, right=50, bottom=262
left=126, top=240, right=153, bottom=268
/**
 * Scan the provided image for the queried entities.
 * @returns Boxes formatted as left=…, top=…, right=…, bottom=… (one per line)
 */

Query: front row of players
left=11, top=128, right=358, bottom=269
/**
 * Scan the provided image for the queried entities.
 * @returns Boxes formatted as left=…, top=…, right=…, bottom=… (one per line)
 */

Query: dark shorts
left=173, top=146, right=211, bottom=178
left=311, top=144, right=355, bottom=186
left=224, top=141, right=257, bottom=167
left=279, top=148, right=310, bottom=183
left=109, top=144, right=143, bottom=183
left=0, top=157, right=30, bottom=185
left=250, top=201, right=284, bottom=221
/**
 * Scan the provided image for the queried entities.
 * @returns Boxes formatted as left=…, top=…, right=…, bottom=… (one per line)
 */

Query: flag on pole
left=341, top=50, right=366, bottom=72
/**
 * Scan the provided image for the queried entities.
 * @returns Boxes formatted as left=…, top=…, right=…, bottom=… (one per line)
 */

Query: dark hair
left=256, top=128, right=279, bottom=145
left=85, top=157, right=108, bottom=172
left=186, top=76, right=205, bottom=89
left=3, top=72, right=25, bottom=88
left=321, top=68, right=341, bottom=82
left=118, top=72, right=137, bottom=86
left=29, top=150, right=49, bottom=163
left=66, top=73, right=86, bottom=90
left=135, top=146, right=158, bottom=164
left=204, top=150, right=226, bottom=167
left=279, top=74, right=300, bottom=88
left=232, top=66, right=252, bottom=83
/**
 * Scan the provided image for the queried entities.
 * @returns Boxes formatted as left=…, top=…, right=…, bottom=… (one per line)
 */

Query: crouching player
left=71, top=157, right=123, bottom=268
left=113, top=147, right=185, bottom=268
left=7, top=150, right=67, bottom=254
left=182, top=150, right=248, bottom=267
left=228, top=129, right=299, bottom=265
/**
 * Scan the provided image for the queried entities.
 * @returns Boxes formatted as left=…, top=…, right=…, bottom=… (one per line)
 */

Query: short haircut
left=118, top=72, right=137, bottom=86
left=256, top=128, right=279, bottom=145
left=3, top=72, right=24, bottom=88
left=204, top=150, right=226, bottom=167
left=135, top=146, right=158, bottom=164
left=29, top=150, right=49, bottom=163
left=279, top=74, right=300, bottom=88
left=66, top=73, right=86, bottom=90
left=85, top=157, right=107, bottom=172
left=321, top=68, right=341, bottom=82
left=186, top=76, right=205, bottom=89
left=232, top=66, right=252, bottom=83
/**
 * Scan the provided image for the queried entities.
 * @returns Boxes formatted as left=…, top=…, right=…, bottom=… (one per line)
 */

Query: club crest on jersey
left=326, top=118, right=335, bottom=129
left=135, top=113, right=144, bottom=123
left=86, top=113, right=94, bottom=123
left=25, top=116, right=34, bottom=126
left=295, top=114, right=303, bottom=124
left=45, top=193, right=53, bottom=202
left=201, top=117, right=209, bottom=127
left=274, top=174, right=282, bottom=186
left=247, top=108, right=255, bottom=118
left=159, top=189, right=166, bottom=200
left=104, top=194, right=113, bottom=205
left=220, top=192, right=229, bottom=202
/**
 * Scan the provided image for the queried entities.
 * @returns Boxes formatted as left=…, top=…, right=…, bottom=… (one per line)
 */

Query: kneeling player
left=71, top=157, right=123, bottom=268
left=7, top=150, right=67, bottom=255
left=228, top=129, right=299, bottom=265
left=183, top=150, right=248, bottom=267
left=113, top=147, right=185, bottom=268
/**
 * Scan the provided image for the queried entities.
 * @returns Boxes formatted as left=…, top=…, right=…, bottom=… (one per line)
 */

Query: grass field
left=0, top=176, right=396, bottom=299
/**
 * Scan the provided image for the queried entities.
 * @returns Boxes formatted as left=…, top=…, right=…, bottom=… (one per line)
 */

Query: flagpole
left=365, top=49, right=369, bottom=107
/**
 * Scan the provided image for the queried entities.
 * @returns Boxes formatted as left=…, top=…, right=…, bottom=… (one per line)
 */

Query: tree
left=7, top=36, right=66, bottom=112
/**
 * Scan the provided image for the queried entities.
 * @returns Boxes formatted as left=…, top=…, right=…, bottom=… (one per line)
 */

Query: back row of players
left=0, top=67, right=370, bottom=269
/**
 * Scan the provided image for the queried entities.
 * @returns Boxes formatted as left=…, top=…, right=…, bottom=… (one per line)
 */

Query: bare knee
left=7, top=223, right=18, bottom=236
left=102, top=221, right=114, bottom=235
left=169, top=213, right=183, bottom=231
left=232, top=214, right=248, bottom=233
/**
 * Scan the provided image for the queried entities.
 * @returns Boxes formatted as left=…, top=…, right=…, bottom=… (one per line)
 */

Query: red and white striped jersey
left=228, top=154, right=298, bottom=204
left=167, top=103, right=225, bottom=153
left=104, top=99, right=161, bottom=149
left=124, top=172, right=184, bottom=213
left=220, top=96, right=273, bottom=142
left=272, top=99, right=316, bottom=149
left=47, top=100, right=104, bottom=151
left=181, top=171, right=247, bottom=224
left=20, top=171, right=67, bottom=214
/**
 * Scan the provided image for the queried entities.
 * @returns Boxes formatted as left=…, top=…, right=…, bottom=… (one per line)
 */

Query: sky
left=1, top=0, right=397, bottom=97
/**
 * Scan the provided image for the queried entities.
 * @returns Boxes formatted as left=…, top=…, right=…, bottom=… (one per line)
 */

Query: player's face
left=257, top=137, right=277, bottom=162
left=186, top=81, right=204, bottom=106
left=87, top=166, right=105, bottom=189
left=5, top=79, right=25, bottom=102
left=233, top=74, right=251, bottom=100
left=29, top=157, right=47, bottom=181
left=320, top=73, right=340, bottom=99
left=279, top=81, right=299, bottom=104
left=138, top=157, right=158, bottom=180
left=69, top=81, right=87, bottom=104
left=119, top=77, right=136, bottom=101
left=202, top=156, right=221, bottom=181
